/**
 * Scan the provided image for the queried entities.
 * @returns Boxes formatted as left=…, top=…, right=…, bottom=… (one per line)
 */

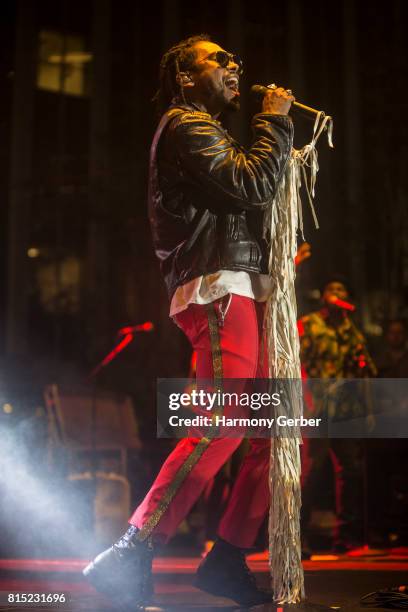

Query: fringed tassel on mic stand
left=265, top=112, right=333, bottom=603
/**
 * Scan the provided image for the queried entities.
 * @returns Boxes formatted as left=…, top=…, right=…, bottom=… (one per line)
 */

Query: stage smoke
left=0, top=421, right=95, bottom=558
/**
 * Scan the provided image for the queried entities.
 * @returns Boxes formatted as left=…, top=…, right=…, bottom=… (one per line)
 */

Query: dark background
left=0, top=0, right=407, bottom=539
left=1, top=0, right=407, bottom=388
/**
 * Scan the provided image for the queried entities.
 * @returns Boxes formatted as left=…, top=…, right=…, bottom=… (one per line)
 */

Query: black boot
left=194, top=538, right=273, bottom=607
left=83, top=525, right=155, bottom=611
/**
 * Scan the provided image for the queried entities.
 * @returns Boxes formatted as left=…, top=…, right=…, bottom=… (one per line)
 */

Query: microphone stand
left=88, top=333, right=134, bottom=380
left=86, top=323, right=154, bottom=478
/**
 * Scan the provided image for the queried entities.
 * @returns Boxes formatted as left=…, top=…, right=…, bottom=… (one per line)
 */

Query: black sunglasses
left=197, top=50, right=243, bottom=75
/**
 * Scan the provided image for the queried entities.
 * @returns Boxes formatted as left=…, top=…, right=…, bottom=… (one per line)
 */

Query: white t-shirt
left=169, top=270, right=272, bottom=317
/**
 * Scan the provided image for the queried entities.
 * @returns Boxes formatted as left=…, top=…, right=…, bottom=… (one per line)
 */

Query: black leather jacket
left=148, top=104, right=294, bottom=299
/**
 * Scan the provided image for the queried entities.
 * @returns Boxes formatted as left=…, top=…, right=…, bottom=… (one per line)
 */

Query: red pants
left=130, top=295, right=270, bottom=548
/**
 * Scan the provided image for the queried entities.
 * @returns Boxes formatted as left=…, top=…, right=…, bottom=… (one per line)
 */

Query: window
left=37, top=30, right=91, bottom=97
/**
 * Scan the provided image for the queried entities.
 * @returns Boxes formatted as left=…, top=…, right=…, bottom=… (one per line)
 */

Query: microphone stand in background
left=88, top=322, right=154, bottom=380
left=87, top=322, right=154, bottom=477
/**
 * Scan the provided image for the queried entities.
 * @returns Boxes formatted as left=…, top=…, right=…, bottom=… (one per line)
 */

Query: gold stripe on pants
left=136, top=302, right=223, bottom=541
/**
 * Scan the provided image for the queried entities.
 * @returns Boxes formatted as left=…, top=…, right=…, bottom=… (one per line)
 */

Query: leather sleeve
left=168, top=110, right=294, bottom=210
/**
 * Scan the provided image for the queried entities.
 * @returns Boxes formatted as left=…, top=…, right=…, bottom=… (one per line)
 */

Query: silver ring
left=267, top=83, right=277, bottom=90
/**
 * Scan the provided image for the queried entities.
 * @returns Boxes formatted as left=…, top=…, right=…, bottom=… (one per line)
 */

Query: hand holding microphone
left=252, top=84, right=328, bottom=120
left=261, top=83, right=295, bottom=116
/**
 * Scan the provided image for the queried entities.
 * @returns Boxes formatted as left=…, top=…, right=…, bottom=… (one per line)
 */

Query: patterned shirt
left=299, top=310, right=377, bottom=419
left=299, top=309, right=377, bottom=379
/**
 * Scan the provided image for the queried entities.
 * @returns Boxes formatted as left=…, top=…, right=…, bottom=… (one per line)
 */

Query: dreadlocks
left=154, top=34, right=211, bottom=116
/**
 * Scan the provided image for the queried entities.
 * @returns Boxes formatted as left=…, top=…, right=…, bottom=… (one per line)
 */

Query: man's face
left=187, top=41, right=241, bottom=115
left=386, top=322, right=407, bottom=350
left=322, top=281, right=349, bottom=307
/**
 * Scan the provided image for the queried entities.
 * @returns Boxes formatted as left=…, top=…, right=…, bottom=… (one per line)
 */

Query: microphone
left=327, top=295, right=356, bottom=312
left=117, top=322, right=154, bottom=336
left=251, top=85, right=325, bottom=120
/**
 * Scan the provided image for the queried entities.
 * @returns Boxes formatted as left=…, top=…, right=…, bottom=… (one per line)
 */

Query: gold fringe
left=265, top=112, right=333, bottom=603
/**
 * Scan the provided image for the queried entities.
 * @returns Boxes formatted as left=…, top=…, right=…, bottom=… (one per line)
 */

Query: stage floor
left=0, top=552, right=407, bottom=611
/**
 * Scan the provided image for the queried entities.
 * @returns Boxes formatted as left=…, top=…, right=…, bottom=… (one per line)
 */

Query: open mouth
left=225, top=75, right=239, bottom=92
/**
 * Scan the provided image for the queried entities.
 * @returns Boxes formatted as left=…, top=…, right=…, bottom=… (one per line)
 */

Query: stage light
left=3, top=403, right=13, bottom=414
left=27, top=247, right=40, bottom=258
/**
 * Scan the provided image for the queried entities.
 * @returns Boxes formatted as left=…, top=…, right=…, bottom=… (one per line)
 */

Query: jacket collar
left=169, top=98, right=211, bottom=116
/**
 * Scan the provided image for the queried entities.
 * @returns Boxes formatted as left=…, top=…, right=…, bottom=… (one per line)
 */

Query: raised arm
left=168, top=110, right=294, bottom=211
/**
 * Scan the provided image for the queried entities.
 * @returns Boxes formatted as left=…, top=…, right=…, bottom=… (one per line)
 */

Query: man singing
left=84, top=34, right=294, bottom=610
